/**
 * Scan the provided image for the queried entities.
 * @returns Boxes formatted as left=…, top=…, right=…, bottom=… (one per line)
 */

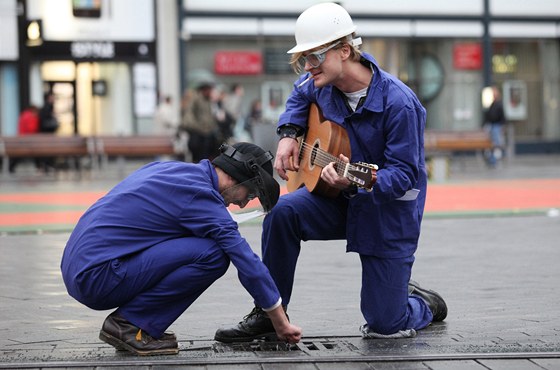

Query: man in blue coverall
left=61, top=142, right=302, bottom=356
left=215, top=3, right=447, bottom=342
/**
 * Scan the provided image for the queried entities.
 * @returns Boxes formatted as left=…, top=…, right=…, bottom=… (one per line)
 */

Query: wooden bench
left=424, top=130, right=493, bottom=181
left=94, top=135, right=176, bottom=158
left=1, top=134, right=180, bottom=177
left=94, top=135, right=178, bottom=175
left=425, top=130, right=493, bottom=154
left=0, top=134, right=93, bottom=177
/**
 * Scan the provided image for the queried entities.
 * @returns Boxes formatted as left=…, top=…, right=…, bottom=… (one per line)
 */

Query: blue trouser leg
left=98, top=237, right=229, bottom=338
left=261, top=188, right=348, bottom=305
left=262, top=188, right=433, bottom=334
left=488, top=123, right=504, bottom=165
left=359, top=254, right=432, bottom=334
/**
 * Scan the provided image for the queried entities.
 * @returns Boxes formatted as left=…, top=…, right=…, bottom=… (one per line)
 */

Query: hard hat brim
left=287, top=26, right=357, bottom=54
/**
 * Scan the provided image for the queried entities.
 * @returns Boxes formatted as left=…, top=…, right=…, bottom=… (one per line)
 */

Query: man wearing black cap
left=60, top=142, right=301, bottom=356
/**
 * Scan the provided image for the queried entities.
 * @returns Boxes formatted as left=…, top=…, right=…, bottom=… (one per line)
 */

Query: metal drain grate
left=213, top=339, right=358, bottom=353
left=214, top=341, right=296, bottom=353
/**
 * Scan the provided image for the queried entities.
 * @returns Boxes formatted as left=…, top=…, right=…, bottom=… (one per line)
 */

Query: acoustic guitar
left=286, top=104, right=378, bottom=198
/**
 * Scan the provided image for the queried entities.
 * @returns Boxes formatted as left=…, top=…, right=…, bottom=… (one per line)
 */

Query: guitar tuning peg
left=357, top=162, right=379, bottom=170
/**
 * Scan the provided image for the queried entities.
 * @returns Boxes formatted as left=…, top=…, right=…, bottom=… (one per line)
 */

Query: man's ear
left=340, top=43, right=351, bottom=61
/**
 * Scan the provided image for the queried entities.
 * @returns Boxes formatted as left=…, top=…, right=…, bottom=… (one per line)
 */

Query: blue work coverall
left=264, top=52, right=432, bottom=335
left=61, top=160, right=280, bottom=338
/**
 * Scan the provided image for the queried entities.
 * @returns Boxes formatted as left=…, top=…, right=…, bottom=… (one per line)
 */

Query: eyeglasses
left=298, top=41, right=341, bottom=70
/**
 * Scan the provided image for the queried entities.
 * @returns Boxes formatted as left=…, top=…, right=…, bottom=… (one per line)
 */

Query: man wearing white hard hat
left=215, top=2, right=447, bottom=342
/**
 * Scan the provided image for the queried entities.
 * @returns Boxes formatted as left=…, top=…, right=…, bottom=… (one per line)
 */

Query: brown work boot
left=114, top=331, right=177, bottom=351
left=99, top=312, right=179, bottom=356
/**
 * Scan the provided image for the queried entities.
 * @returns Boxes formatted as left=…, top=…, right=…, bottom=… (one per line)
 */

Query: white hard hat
left=288, top=2, right=358, bottom=54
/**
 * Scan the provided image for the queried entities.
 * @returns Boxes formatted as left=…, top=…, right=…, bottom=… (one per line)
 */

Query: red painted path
left=1, top=178, right=559, bottom=231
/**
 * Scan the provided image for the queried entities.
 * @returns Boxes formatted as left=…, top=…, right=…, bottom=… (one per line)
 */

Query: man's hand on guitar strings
left=275, top=138, right=300, bottom=181
left=321, top=154, right=352, bottom=190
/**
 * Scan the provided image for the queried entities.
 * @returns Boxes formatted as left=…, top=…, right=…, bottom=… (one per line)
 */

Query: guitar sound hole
left=310, top=142, right=319, bottom=167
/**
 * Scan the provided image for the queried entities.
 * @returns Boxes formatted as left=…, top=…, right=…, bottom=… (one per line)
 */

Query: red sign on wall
left=214, top=51, right=263, bottom=75
left=453, top=43, right=482, bottom=70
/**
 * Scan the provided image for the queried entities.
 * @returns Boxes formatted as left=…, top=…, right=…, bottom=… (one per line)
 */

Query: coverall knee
left=69, top=237, right=229, bottom=338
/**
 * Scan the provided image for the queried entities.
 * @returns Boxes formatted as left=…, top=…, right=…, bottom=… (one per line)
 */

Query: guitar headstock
left=344, top=162, right=378, bottom=191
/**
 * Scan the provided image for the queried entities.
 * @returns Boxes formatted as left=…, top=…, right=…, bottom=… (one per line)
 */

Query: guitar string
left=298, top=143, right=372, bottom=187
left=299, top=142, right=350, bottom=176
left=299, top=141, right=365, bottom=171
left=299, top=142, right=346, bottom=168
left=300, top=145, right=366, bottom=175
left=300, top=142, right=374, bottom=188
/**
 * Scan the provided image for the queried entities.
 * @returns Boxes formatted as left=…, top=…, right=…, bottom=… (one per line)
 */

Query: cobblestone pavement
left=1, top=154, right=559, bottom=369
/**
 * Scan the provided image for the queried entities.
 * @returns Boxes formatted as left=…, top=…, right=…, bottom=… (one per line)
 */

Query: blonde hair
left=289, top=33, right=362, bottom=74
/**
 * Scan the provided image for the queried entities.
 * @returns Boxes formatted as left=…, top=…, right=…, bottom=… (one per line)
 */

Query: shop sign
left=453, top=43, right=482, bottom=70
left=28, top=41, right=155, bottom=61
left=71, top=41, right=115, bottom=59
left=215, top=51, right=262, bottom=75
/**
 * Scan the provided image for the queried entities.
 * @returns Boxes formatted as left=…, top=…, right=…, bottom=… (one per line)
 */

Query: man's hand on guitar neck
left=275, top=138, right=300, bottom=181
left=322, top=154, right=352, bottom=190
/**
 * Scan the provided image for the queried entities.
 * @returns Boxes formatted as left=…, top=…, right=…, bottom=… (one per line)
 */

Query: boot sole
left=99, top=330, right=179, bottom=356
left=214, top=332, right=278, bottom=343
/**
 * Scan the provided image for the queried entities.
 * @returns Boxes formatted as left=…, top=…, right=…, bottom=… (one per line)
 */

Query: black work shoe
left=409, top=280, right=448, bottom=322
left=99, top=312, right=179, bottom=356
left=214, top=306, right=281, bottom=343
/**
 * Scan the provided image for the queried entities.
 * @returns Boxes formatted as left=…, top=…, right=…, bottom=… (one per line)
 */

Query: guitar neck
left=299, top=140, right=376, bottom=190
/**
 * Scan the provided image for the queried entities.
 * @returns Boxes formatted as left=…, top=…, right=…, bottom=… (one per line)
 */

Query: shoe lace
left=243, top=306, right=264, bottom=321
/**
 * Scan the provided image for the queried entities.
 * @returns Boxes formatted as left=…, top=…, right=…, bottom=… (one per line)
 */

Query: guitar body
left=287, top=104, right=351, bottom=198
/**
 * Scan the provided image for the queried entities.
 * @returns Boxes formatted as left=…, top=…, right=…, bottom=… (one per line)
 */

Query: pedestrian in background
left=38, top=92, right=58, bottom=134
left=483, top=85, right=507, bottom=168
left=154, top=95, right=179, bottom=161
left=9, top=105, right=40, bottom=173
left=180, top=82, right=220, bottom=162
left=223, top=83, right=245, bottom=142
left=245, top=99, right=263, bottom=140
left=154, top=95, right=178, bottom=137
left=37, top=91, right=59, bottom=172
left=18, top=105, right=40, bottom=135
left=213, top=87, right=235, bottom=144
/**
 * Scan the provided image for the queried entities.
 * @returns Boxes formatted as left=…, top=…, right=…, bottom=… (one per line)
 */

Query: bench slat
left=96, top=136, right=175, bottom=157
left=424, top=130, right=492, bottom=153
left=0, top=135, right=89, bottom=157
left=1, top=135, right=178, bottom=177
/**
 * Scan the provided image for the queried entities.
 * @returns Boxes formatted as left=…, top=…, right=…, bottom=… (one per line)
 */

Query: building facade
left=2, top=0, right=162, bottom=137
left=181, top=0, right=560, bottom=153
left=2, top=0, right=559, bottom=154
left=0, top=0, right=20, bottom=136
